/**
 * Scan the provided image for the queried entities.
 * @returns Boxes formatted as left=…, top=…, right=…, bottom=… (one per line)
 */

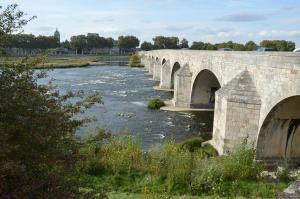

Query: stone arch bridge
left=140, top=50, right=300, bottom=164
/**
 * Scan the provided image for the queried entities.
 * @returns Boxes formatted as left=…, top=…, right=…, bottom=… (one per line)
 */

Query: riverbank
left=73, top=131, right=292, bottom=198
left=0, top=55, right=130, bottom=68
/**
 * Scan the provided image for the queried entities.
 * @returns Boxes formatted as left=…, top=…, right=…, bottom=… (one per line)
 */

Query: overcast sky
left=2, top=0, right=300, bottom=47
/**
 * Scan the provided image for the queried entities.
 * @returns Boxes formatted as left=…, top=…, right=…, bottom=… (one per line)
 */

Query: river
left=41, top=65, right=213, bottom=149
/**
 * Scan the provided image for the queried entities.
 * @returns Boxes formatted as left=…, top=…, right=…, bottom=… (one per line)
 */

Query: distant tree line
left=6, top=34, right=60, bottom=49
left=141, top=37, right=296, bottom=52
left=5, top=32, right=296, bottom=54
left=68, top=34, right=113, bottom=54
left=5, top=33, right=140, bottom=55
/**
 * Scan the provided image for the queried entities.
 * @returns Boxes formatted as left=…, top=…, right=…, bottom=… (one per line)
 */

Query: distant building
left=54, top=29, right=60, bottom=42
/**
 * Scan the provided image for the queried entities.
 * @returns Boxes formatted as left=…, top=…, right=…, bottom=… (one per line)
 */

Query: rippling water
left=40, top=65, right=214, bottom=149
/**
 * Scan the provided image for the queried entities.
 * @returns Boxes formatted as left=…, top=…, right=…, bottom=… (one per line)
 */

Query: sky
left=2, top=0, right=300, bottom=47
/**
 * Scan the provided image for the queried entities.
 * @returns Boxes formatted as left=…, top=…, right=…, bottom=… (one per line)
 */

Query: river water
left=41, top=65, right=213, bottom=149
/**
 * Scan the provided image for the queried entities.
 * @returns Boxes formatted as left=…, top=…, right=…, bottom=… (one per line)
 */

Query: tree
left=180, top=38, right=189, bottom=48
left=6, top=34, right=60, bottom=50
left=70, top=35, right=88, bottom=54
left=0, top=4, right=35, bottom=53
left=190, top=41, right=206, bottom=50
left=141, top=41, right=153, bottom=51
left=0, top=4, right=102, bottom=198
left=152, top=36, right=179, bottom=49
left=232, top=43, right=245, bottom=51
left=61, top=39, right=71, bottom=49
left=117, top=35, right=140, bottom=49
left=260, top=40, right=295, bottom=51
left=35, top=35, right=60, bottom=49
left=106, top=37, right=114, bottom=49
left=129, top=53, right=143, bottom=67
left=245, top=41, right=258, bottom=51
left=86, top=34, right=108, bottom=49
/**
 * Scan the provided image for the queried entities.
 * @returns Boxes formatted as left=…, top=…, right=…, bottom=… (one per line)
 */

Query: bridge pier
left=143, top=57, right=150, bottom=71
left=149, top=58, right=154, bottom=76
left=211, top=71, right=261, bottom=154
left=159, top=60, right=172, bottom=89
left=153, top=59, right=161, bottom=81
left=173, top=65, right=193, bottom=107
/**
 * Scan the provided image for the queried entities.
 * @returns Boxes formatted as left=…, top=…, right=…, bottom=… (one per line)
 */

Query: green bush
left=180, top=138, right=204, bottom=152
left=147, top=141, right=192, bottom=193
left=147, top=99, right=165, bottom=109
left=190, top=141, right=264, bottom=196
left=275, top=160, right=291, bottom=182
left=77, top=135, right=288, bottom=198
left=99, top=136, right=145, bottom=174
left=220, top=142, right=263, bottom=181
left=129, top=53, right=143, bottom=67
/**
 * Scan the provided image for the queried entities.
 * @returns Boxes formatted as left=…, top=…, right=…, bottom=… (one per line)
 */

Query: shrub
left=129, top=53, right=143, bottom=67
left=180, top=138, right=204, bottom=152
left=147, top=141, right=193, bottom=194
left=0, top=5, right=102, bottom=197
left=99, top=136, right=145, bottom=174
left=220, top=142, right=263, bottom=181
left=191, top=141, right=264, bottom=196
left=147, top=99, right=165, bottom=109
left=275, top=160, right=291, bottom=182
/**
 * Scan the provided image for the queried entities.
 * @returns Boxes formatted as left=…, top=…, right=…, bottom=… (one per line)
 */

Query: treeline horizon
left=141, top=36, right=296, bottom=52
left=4, top=33, right=296, bottom=52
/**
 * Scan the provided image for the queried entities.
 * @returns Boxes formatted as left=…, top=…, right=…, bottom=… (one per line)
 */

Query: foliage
left=190, top=41, right=217, bottom=50
left=275, top=160, right=291, bottom=182
left=180, top=38, right=189, bottom=49
left=153, top=36, right=179, bottom=49
left=260, top=40, right=295, bottom=51
left=118, top=35, right=140, bottom=50
left=129, top=53, right=143, bottom=67
left=0, top=4, right=35, bottom=54
left=245, top=40, right=258, bottom=51
left=69, top=34, right=113, bottom=53
left=190, top=41, right=246, bottom=51
left=147, top=98, right=165, bottom=109
left=0, top=4, right=103, bottom=197
left=75, top=133, right=289, bottom=198
left=190, top=141, right=264, bottom=197
left=141, top=41, right=154, bottom=51
left=6, top=34, right=60, bottom=50
left=190, top=40, right=295, bottom=51
left=180, top=138, right=204, bottom=152
left=0, top=56, right=102, bottom=198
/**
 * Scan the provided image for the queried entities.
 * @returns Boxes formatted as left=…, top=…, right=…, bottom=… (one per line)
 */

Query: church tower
left=54, top=28, right=60, bottom=42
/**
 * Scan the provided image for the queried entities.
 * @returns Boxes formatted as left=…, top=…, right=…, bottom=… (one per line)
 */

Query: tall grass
left=75, top=131, right=289, bottom=198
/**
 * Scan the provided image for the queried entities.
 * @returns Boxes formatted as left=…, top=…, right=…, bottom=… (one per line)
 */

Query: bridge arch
left=256, top=95, right=300, bottom=163
left=171, top=62, right=181, bottom=89
left=162, top=58, right=166, bottom=65
left=190, top=69, right=221, bottom=108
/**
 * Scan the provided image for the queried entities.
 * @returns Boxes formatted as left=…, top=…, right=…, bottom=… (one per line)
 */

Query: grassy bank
left=0, top=55, right=130, bottom=68
left=68, top=131, right=292, bottom=198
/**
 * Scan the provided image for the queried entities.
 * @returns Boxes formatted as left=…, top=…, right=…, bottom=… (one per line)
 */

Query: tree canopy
left=0, top=4, right=35, bottom=53
left=141, top=41, right=154, bottom=51
left=180, top=38, right=189, bottom=48
left=260, top=40, right=295, bottom=51
left=152, top=36, right=179, bottom=49
left=0, top=4, right=102, bottom=197
left=6, top=34, right=60, bottom=49
left=117, top=35, right=140, bottom=49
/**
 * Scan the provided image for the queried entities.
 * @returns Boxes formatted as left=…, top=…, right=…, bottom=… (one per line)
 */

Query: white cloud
left=259, top=30, right=300, bottom=37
